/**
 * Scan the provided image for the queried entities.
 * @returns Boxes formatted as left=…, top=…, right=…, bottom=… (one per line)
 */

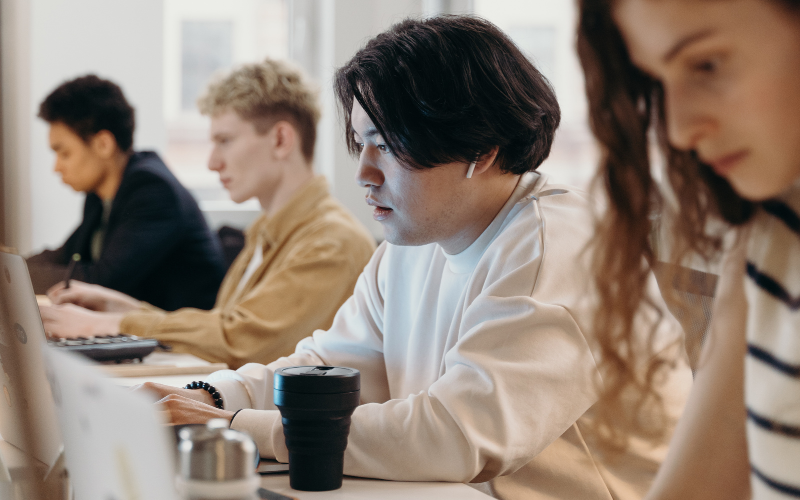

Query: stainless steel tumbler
left=176, top=419, right=260, bottom=500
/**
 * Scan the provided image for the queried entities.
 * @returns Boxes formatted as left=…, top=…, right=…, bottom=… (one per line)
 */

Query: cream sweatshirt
left=208, top=172, right=692, bottom=499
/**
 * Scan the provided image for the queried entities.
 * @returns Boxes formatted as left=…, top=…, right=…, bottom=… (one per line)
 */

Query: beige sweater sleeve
left=120, top=235, right=372, bottom=368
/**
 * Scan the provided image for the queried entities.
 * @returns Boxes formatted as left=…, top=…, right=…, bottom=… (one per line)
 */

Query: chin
left=228, top=192, right=248, bottom=204
left=383, top=229, right=431, bottom=248
left=728, top=172, right=797, bottom=202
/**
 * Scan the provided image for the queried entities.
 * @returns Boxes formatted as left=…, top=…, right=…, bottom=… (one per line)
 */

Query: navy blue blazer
left=28, top=151, right=225, bottom=311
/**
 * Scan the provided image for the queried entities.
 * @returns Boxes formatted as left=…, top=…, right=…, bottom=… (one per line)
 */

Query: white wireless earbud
left=466, top=161, right=477, bottom=179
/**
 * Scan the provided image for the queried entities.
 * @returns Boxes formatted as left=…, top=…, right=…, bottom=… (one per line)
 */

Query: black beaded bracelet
left=184, top=381, right=224, bottom=410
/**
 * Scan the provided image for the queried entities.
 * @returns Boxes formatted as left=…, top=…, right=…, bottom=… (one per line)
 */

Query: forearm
left=645, top=231, right=750, bottom=500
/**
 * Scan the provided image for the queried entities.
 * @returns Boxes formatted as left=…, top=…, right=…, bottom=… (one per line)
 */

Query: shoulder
left=481, top=177, right=594, bottom=289
left=123, top=151, right=173, bottom=182
left=117, top=151, right=199, bottom=210
left=120, top=152, right=189, bottom=196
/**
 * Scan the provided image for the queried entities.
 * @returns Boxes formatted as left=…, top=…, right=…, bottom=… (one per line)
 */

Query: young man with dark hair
left=28, top=75, right=225, bottom=311
left=139, top=17, right=691, bottom=499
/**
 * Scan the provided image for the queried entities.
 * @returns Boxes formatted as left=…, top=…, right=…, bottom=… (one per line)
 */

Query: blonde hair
left=198, top=58, right=321, bottom=161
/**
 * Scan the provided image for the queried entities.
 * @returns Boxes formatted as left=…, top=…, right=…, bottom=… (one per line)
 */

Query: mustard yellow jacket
left=120, top=176, right=376, bottom=368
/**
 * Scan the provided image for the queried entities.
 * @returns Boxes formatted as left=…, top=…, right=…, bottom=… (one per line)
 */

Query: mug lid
left=274, top=366, right=360, bottom=394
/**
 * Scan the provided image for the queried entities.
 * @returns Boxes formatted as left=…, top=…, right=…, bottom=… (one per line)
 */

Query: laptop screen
left=0, top=251, right=63, bottom=468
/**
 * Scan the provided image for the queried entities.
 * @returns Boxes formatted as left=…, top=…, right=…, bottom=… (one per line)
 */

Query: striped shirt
left=745, top=185, right=800, bottom=499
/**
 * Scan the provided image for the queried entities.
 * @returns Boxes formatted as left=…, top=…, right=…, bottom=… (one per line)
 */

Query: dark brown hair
left=334, top=15, right=560, bottom=174
left=39, top=75, right=136, bottom=153
left=576, top=0, right=800, bottom=451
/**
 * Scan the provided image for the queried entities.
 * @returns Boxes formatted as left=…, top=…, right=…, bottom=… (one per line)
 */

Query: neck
left=440, top=173, right=521, bottom=255
left=95, top=151, right=131, bottom=201
left=258, top=160, right=315, bottom=217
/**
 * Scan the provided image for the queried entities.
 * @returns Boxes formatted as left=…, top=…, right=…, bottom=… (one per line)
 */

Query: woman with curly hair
left=577, top=0, right=800, bottom=498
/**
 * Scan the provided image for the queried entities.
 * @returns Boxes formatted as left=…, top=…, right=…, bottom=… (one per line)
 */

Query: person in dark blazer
left=27, top=75, right=225, bottom=311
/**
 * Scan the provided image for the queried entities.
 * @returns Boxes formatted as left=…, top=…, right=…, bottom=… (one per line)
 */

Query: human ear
left=470, top=147, right=501, bottom=177
left=89, top=130, right=119, bottom=160
left=271, top=121, right=296, bottom=160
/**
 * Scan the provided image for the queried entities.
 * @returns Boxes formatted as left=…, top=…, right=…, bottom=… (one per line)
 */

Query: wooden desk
left=109, top=352, right=227, bottom=388
left=259, top=475, right=492, bottom=499
left=111, top=355, right=492, bottom=499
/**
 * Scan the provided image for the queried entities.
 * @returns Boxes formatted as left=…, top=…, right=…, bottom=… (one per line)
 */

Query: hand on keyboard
left=47, top=280, right=142, bottom=313
left=39, top=303, right=125, bottom=338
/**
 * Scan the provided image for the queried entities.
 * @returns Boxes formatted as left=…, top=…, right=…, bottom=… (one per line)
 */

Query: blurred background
left=0, top=0, right=597, bottom=255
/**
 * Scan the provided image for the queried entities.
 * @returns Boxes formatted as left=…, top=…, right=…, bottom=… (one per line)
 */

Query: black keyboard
left=47, top=334, right=159, bottom=363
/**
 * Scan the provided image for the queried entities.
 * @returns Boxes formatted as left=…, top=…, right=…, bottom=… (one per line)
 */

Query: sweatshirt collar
left=443, top=171, right=540, bottom=274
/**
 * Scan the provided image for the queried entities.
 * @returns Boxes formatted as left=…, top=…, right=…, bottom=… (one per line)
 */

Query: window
left=163, top=0, right=289, bottom=228
left=475, top=0, right=598, bottom=190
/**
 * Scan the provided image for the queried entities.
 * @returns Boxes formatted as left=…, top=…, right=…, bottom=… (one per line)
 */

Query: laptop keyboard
left=47, top=334, right=160, bottom=363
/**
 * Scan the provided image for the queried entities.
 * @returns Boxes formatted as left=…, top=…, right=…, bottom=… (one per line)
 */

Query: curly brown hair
left=575, top=0, right=800, bottom=452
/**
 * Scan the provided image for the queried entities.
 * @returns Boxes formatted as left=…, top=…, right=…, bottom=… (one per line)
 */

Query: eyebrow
left=351, top=126, right=380, bottom=140
left=663, top=29, right=716, bottom=63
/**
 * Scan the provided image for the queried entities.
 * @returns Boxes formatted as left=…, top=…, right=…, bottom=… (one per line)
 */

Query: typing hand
left=133, top=383, right=232, bottom=425
left=47, top=280, right=142, bottom=313
left=156, top=394, right=234, bottom=425
left=39, top=303, right=124, bottom=338
left=132, top=382, right=215, bottom=404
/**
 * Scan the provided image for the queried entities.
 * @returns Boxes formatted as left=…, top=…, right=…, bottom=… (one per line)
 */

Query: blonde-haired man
left=40, top=59, right=376, bottom=369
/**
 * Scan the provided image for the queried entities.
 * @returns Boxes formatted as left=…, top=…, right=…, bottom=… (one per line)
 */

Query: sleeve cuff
left=119, top=307, right=166, bottom=337
left=228, top=409, right=287, bottom=461
left=138, top=301, right=164, bottom=313
left=206, top=370, right=253, bottom=411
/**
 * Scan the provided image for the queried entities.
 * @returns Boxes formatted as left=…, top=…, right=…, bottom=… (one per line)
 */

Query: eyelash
left=687, top=53, right=726, bottom=78
left=693, top=59, right=718, bottom=73
left=353, top=141, right=390, bottom=154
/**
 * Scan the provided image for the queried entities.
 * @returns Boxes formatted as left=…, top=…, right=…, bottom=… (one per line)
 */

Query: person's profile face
left=48, top=123, right=107, bottom=194
left=351, top=100, right=477, bottom=250
left=615, top=0, right=800, bottom=201
left=207, top=110, right=282, bottom=206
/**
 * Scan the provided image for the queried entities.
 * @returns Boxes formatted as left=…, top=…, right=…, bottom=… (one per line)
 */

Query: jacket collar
left=248, top=175, right=331, bottom=248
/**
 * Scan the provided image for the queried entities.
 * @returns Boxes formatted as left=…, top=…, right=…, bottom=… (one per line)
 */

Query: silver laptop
left=1, top=250, right=177, bottom=499
left=0, top=250, right=63, bottom=468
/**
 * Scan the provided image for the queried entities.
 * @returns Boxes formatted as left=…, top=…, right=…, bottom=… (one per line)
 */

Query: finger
left=38, top=304, right=60, bottom=322
left=46, top=281, right=66, bottom=297
left=156, top=393, right=190, bottom=405
left=153, top=403, right=176, bottom=424
left=50, top=289, right=78, bottom=305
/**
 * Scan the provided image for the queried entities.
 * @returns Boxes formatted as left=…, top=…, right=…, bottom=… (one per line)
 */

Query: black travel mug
left=273, top=366, right=360, bottom=491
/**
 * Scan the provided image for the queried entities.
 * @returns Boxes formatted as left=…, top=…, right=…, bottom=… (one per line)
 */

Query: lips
left=704, top=151, right=749, bottom=177
left=366, top=197, right=393, bottom=221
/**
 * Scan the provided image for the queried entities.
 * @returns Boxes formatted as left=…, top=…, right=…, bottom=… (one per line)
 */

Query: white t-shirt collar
left=444, top=171, right=541, bottom=274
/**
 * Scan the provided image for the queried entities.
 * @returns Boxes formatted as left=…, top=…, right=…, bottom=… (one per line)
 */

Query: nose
left=207, top=147, right=223, bottom=172
left=355, top=147, right=385, bottom=188
left=664, top=83, right=716, bottom=152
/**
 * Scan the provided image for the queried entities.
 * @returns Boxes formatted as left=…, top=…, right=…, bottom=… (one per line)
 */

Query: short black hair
left=38, top=75, right=136, bottom=153
left=335, top=15, right=561, bottom=174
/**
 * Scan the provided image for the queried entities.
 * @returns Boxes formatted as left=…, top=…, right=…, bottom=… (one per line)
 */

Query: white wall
left=2, top=0, right=476, bottom=250
left=2, top=0, right=165, bottom=255
left=292, top=0, right=438, bottom=241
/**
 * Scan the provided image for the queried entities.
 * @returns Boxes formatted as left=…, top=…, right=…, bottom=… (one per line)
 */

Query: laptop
left=44, top=348, right=177, bottom=500
left=0, top=251, right=63, bottom=468
left=0, top=250, right=177, bottom=500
